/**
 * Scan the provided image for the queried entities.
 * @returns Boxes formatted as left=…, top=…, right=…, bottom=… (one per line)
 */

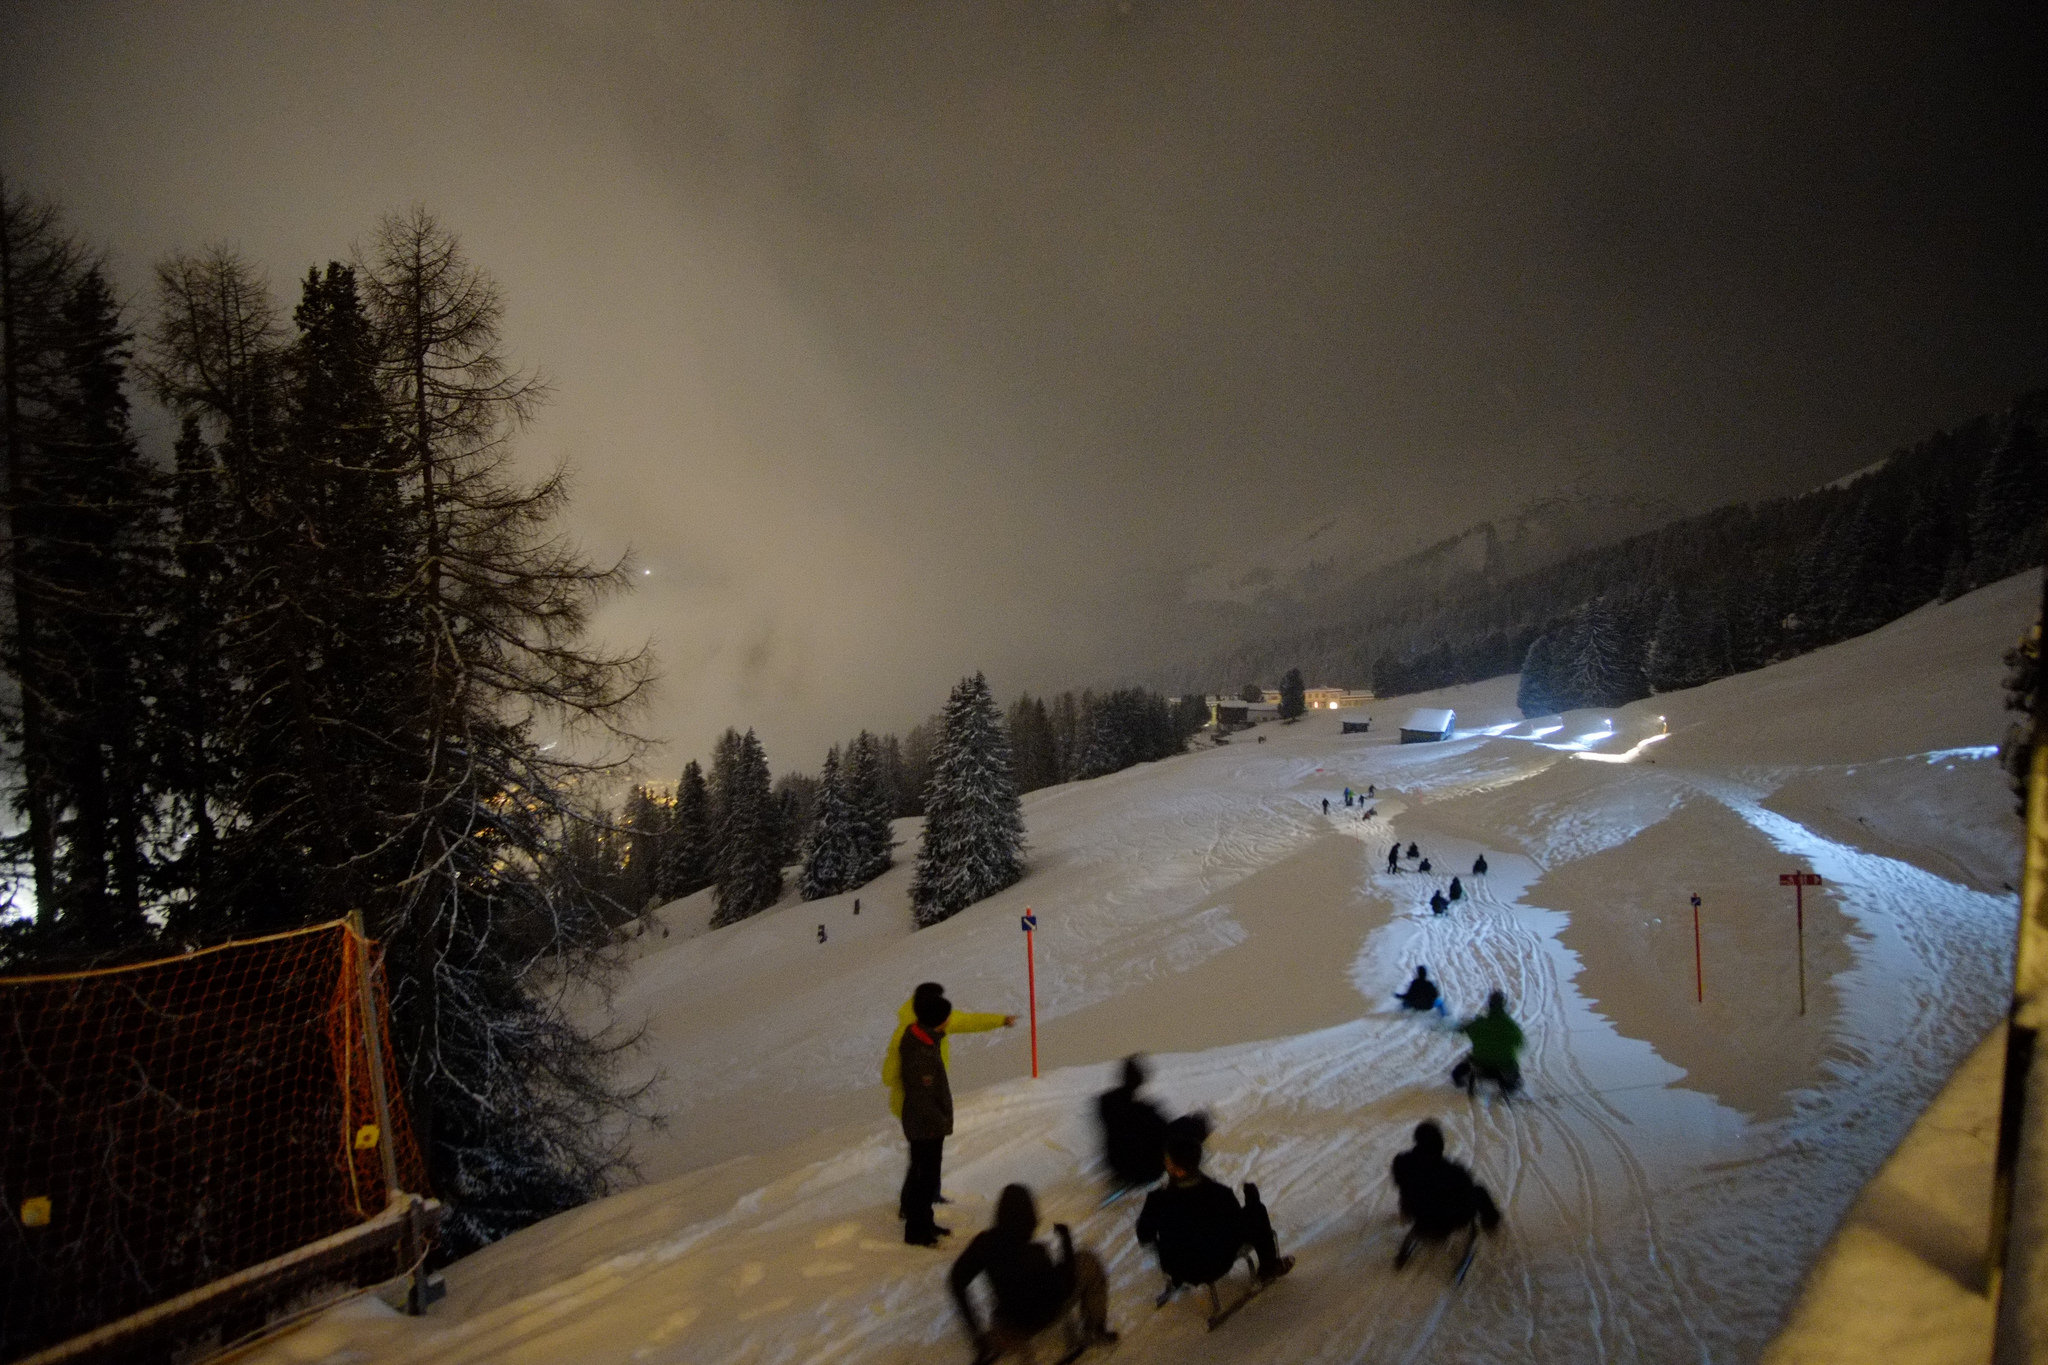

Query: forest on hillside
left=1162, top=392, right=2047, bottom=714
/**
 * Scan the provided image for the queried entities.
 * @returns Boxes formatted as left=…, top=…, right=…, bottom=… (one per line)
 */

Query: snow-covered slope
left=251, top=573, right=2036, bottom=1365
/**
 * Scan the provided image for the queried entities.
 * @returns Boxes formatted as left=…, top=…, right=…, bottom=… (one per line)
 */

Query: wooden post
left=345, top=912, right=401, bottom=1195
left=1691, top=893, right=1703, bottom=1004
left=1780, top=873, right=1822, bottom=1017
left=1021, top=909, right=1039, bottom=1079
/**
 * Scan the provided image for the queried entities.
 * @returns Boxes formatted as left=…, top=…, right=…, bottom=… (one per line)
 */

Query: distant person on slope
left=1472, top=854, right=1488, bottom=877
left=1098, top=1055, right=1171, bottom=1191
left=1429, top=889, right=1449, bottom=916
left=951, top=1184, right=1116, bottom=1363
left=1396, top=966, right=1443, bottom=1014
left=1387, top=844, right=1401, bottom=875
left=1136, top=1131, right=1293, bottom=1292
left=1390, top=1120, right=1501, bottom=1269
left=900, top=993, right=956, bottom=1245
left=1406, top=842, right=1419, bottom=860
left=1452, top=991, right=1525, bottom=1098
left=1323, top=798, right=1330, bottom=815
left=1447, top=876, right=1463, bottom=902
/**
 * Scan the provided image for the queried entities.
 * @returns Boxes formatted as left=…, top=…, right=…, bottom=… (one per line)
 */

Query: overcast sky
left=4, top=1, right=2043, bottom=775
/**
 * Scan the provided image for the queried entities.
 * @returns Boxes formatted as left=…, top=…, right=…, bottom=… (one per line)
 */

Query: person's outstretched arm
left=946, top=1010, right=1016, bottom=1035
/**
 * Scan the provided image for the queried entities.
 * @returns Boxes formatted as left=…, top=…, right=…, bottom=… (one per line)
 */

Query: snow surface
left=249, top=573, right=2036, bottom=1365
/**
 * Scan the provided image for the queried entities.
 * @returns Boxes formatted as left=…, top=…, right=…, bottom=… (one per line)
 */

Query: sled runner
left=1153, top=1250, right=1268, bottom=1331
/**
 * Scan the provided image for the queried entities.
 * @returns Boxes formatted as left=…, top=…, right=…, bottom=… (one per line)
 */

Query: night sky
left=4, top=1, right=2043, bottom=768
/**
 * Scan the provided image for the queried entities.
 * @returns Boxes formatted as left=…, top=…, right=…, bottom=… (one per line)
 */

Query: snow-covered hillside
left=252, top=573, right=2036, bottom=1365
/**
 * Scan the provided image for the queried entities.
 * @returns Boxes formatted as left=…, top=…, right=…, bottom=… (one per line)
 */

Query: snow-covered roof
left=1400, top=708, right=1455, bottom=733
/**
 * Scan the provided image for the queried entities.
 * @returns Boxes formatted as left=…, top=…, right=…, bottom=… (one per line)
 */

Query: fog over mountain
left=4, top=1, right=2043, bottom=768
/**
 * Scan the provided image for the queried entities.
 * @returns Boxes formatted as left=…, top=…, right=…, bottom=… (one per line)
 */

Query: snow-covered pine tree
left=711, top=728, right=782, bottom=925
left=659, top=759, right=711, bottom=898
left=799, top=747, right=856, bottom=900
left=844, top=730, right=895, bottom=884
left=910, top=672, right=1025, bottom=928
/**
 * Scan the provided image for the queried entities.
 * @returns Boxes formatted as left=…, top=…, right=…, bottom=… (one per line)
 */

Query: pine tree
left=710, top=728, right=781, bottom=925
left=1516, top=628, right=1565, bottom=716
left=1, top=182, right=93, bottom=927
left=40, top=268, right=164, bottom=941
left=1277, top=668, right=1306, bottom=720
left=844, top=729, right=895, bottom=883
left=622, top=784, right=667, bottom=912
left=910, top=672, right=1025, bottom=928
left=660, top=759, right=712, bottom=897
left=1006, top=693, right=1058, bottom=793
left=0, top=228, right=168, bottom=950
left=1965, top=421, right=2048, bottom=588
left=1048, top=691, right=1083, bottom=782
left=799, top=747, right=856, bottom=900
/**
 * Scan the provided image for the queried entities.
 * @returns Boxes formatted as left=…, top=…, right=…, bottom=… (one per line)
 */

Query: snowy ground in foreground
left=252, top=574, right=2035, bottom=1365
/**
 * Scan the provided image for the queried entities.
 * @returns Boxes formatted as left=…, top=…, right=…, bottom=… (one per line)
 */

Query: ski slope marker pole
left=1780, top=872, right=1822, bottom=1016
left=1691, top=893, right=1703, bottom=1004
left=1021, top=908, right=1039, bottom=1078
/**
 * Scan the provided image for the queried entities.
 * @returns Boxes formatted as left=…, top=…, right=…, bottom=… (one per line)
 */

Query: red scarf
left=909, top=1024, right=936, bottom=1045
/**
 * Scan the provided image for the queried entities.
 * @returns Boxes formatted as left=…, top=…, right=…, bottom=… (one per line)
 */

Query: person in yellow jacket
left=888, top=982, right=1016, bottom=1225
left=885, top=982, right=1016, bottom=1119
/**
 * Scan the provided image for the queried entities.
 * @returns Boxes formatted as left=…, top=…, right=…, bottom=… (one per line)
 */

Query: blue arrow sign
left=1021, top=912, right=1038, bottom=933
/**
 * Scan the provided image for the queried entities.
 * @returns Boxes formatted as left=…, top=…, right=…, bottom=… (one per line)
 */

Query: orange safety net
left=0, top=921, right=427, bottom=1361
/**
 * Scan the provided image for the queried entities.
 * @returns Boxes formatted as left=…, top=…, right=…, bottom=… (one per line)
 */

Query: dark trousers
left=901, top=1136, right=945, bottom=1237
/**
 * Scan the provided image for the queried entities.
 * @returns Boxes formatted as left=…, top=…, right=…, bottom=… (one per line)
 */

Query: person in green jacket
left=883, top=981, right=1015, bottom=1119
left=1452, top=990, right=1525, bottom=1098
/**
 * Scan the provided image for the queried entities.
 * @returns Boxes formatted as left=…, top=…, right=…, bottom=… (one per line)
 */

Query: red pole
left=1026, top=923, right=1039, bottom=1079
left=1692, top=894, right=1703, bottom=1004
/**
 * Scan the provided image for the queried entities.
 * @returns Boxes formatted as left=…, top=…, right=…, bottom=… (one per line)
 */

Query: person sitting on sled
left=1396, top=965, right=1445, bottom=1015
left=1097, top=1054, right=1171, bottom=1192
left=951, top=1184, right=1116, bottom=1363
left=1452, top=990, right=1525, bottom=1097
left=1390, top=1120, right=1501, bottom=1268
left=1136, top=1131, right=1293, bottom=1293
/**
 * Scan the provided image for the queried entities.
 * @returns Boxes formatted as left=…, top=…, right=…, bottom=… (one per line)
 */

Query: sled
left=1154, top=1252, right=1267, bottom=1332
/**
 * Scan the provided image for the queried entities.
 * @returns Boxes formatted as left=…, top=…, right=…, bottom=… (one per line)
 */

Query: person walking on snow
left=1452, top=990, right=1526, bottom=1098
left=1447, top=876, right=1463, bottom=902
left=900, top=993, right=956, bottom=1245
left=1323, top=798, right=1330, bottom=815
left=817, top=924, right=827, bottom=943
left=1390, top=1121, right=1501, bottom=1269
left=1387, top=844, right=1401, bottom=875
left=1137, top=1131, right=1293, bottom=1292
left=1396, top=965, right=1444, bottom=1014
left=1472, top=854, right=1488, bottom=877
left=951, top=1184, right=1116, bottom=1363
left=884, top=982, right=1015, bottom=1120
left=1368, top=784, right=1375, bottom=797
